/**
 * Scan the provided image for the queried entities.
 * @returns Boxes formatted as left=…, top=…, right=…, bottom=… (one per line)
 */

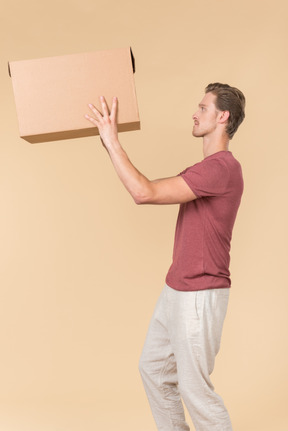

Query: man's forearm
left=85, top=98, right=151, bottom=204
left=106, top=139, right=151, bottom=204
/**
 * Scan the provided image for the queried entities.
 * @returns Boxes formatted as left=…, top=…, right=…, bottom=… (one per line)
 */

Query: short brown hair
left=205, top=83, right=246, bottom=139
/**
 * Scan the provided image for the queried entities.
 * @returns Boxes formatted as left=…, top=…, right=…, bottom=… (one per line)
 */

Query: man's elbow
left=131, top=181, right=155, bottom=205
left=132, top=189, right=154, bottom=205
left=133, top=193, right=150, bottom=205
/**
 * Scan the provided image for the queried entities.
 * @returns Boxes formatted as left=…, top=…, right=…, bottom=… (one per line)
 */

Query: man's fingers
left=100, top=96, right=110, bottom=117
left=85, top=113, right=99, bottom=126
left=110, top=97, right=118, bottom=121
left=85, top=97, right=118, bottom=126
left=88, top=103, right=102, bottom=118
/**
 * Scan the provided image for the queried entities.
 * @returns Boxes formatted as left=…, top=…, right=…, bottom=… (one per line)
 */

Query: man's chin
left=192, top=130, right=202, bottom=137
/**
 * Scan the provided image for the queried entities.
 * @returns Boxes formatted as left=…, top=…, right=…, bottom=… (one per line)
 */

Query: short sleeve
left=180, top=158, right=230, bottom=198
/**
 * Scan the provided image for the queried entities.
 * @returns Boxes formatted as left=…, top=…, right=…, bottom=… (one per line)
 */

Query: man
left=85, top=83, right=245, bottom=431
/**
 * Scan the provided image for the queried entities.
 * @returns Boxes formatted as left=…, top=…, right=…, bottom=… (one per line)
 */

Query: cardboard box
left=8, top=47, right=140, bottom=143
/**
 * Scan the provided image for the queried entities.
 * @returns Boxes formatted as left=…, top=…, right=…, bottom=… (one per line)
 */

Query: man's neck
left=202, top=135, right=230, bottom=158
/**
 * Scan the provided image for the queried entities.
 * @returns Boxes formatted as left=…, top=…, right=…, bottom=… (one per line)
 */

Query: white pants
left=139, top=284, right=232, bottom=431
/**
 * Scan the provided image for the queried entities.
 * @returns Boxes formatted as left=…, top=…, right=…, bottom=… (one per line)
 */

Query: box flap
left=130, top=48, right=136, bottom=73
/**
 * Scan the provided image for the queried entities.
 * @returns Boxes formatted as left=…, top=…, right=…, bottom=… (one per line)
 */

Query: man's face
left=192, top=92, right=220, bottom=138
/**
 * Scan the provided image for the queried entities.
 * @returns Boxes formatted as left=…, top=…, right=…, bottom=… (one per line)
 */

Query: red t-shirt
left=165, top=151, right=244, bottom=291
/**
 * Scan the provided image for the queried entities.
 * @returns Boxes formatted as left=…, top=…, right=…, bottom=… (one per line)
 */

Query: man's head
left=205, top=83, right=246, bottom=139
left=192, top=83, right=245, bottom=140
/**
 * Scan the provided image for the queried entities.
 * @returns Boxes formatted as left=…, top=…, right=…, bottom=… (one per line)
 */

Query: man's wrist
left=105, top=138, right=122, bottom=153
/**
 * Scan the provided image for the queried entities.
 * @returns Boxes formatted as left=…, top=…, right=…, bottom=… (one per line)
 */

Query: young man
left=85, top=83, right=245, bottom=431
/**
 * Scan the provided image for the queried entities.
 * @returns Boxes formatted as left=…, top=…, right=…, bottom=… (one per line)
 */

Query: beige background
left=1, top=0, right=287, bottom=430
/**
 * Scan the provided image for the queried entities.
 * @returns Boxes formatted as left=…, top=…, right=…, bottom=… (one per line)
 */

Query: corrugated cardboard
left=8, top=47, right=140, bottom=143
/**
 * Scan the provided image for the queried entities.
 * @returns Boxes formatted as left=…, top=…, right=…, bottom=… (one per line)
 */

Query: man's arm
left=85, top=96, right=197, bottom=205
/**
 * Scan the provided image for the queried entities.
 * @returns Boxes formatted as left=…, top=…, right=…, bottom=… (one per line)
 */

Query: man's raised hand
left=85, top=96, right=119, bottom=149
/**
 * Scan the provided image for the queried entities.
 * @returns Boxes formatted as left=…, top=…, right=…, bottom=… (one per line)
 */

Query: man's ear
left=218, top=110, right=230, bottom=124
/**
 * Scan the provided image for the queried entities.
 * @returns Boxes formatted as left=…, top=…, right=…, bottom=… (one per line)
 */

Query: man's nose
left=192, top=112, right=198, bottom=120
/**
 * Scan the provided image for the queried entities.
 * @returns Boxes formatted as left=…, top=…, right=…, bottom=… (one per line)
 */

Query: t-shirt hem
left=165, top=275, right=231, bottom=292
